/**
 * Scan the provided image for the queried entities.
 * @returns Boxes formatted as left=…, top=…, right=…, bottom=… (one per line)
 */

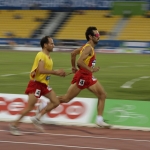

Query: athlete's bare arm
left=38, top=60, right=65, bottom=76
left=71, top=47, right=81, bottom=73
left=77, top=46, right=99, bottom=73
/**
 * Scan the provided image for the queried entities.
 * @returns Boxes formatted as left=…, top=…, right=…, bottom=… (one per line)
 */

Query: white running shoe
left=96, top=121, right=111, bottom=128
left=9, top=124, right=23, bottom=136
left=31, top=117, right=45, bottom=132
left=35, top=100, right=47, bottom=116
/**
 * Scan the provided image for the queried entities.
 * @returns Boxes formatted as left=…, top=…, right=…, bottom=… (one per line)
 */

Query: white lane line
left=19, top=72, right=30, bottom=74
left=0, top=72, right=29, bottom=77
left=0, top=140, right=118, bottom=150
left=109, top=66, right=128, bottom=68
left=109, top=65, right=149, bottom=69
left=140, top=76, right=150, bottom=79
left=135, top=65, right=149, bottom=67
left=1, top=74, right=16, bottom=77
left=121, top=78, right=141, bottom=88
left=118, top=62, right=131, bottom=64
left=121, top=76, right=150, bottom=88
left=0, top=64, right=149, bottom=77
left=0, top=83, right=26, bottom=86
left=0, top=130, right=150, bottom=143
left=0, top=68, right=71, bottom=77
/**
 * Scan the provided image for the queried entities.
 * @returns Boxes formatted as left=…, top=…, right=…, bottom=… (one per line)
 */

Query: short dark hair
left=40, top=36, right=50, bottom=48
left=85, top=26, right=97, bottom=41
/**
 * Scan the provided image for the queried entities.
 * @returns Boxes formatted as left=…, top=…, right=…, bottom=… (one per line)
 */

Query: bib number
left=79, top=79, right=85, bottom=86
left=92, top=60, right=96, bottom=67
left=35, top=89, right=41, bottom=97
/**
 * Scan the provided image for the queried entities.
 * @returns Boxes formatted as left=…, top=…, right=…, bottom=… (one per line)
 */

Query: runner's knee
left=98, top=91, right=107, bottom=100
left=59, top=95, right=71, bottom=103
left=53, top=100, right=60, bottom=108
left=101, top=92, right=107, bottom=100
left=61, top=98, right=70, bottom=103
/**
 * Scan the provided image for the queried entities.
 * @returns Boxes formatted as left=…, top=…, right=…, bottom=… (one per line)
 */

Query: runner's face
left=47, top=38, right=55, bottom=52
left=92, top=30, right=100, bottom=44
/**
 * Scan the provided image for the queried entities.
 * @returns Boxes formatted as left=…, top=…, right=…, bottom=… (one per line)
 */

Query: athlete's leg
left=31, top=90, right=60, bottom=132
left=36, top=90, right=60, bottom=120
left=59, top=83, right=82, bottom=103
left=10, top=94, right=38, bottom=135
left=35, top=99, right=48, bottom=116
left=34, top=83, right=82, bottom=117
left=31, top=83, right=81, bottom=131
left=88, top=81, right=106, bottom=116
left=12, top=94, right=37, bottom=127
left=88, top=81, right=110, bottom=127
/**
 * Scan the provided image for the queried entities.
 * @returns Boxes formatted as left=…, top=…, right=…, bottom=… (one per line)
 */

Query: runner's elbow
left=71, top=52, right=76, bottom=58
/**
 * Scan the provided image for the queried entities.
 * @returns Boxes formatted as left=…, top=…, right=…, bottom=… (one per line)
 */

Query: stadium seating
left=55, top=10, right=121, bottom=40
left=0, top=10, right=50, bottom=38
left=1, top=9, right=149, bottom=41
left=117, top=16, right=150, bottom=41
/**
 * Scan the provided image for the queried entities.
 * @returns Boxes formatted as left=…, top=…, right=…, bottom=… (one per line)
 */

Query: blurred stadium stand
left=0, top=10, right=50, bottom=38
left=54, top=10, right=121, bottom=40
left=117, top=15, right=150, bottom=41
left=0, top=0, right=149, bottom=44
left=36, top=11, right=72, bottom=39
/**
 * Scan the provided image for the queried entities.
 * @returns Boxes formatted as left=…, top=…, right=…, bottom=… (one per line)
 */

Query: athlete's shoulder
left=34, top=51, right=46, bottom=62
left=82, top=44, right=93, bottom=51
left=84, top=43, right=92, bottom=48
left=36, top=51, right=46, bottom=58
left=36, top=51, right=44, bottom=56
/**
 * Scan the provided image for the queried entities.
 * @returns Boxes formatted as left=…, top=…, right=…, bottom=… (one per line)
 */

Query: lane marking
left=121, top=76, right=150, bottom=88
left=135, top=65, right=149, bottom=67
left=19, top=72, right=30, bottom=74
left=1, top=74, right=16, bottom=77
left=0, top=140, right=118, bottom=150
left=109, top=66, right=128, bottom=68
left=0, top=130, right=150, bottom=143
left=0, top=83, right=27, bottom=86
left=1, top=64, right=149, bottom=77
left=109, top=65, right=149, bottom=69
left=0, top=72, right=29, bottom=77
left=0, top=68, right=71, bottom=77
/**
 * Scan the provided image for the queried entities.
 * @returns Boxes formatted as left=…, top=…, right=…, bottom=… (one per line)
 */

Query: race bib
left=92, top=59, right=96, bottom=68
left=79, top=79, right=85, bottom=86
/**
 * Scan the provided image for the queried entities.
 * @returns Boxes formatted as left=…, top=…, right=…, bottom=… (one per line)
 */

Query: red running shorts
left=71, top=70, right=97, bottom=89
left=25, top=80, right=52, bottom=98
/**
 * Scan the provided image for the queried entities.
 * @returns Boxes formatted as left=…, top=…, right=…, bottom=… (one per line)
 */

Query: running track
left=0, top=122, right=150, bottom=150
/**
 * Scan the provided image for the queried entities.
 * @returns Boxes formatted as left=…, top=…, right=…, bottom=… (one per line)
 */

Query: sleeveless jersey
left=79, top=43, right=96, bottom=73
left=30, top=51, right=53, bottom=85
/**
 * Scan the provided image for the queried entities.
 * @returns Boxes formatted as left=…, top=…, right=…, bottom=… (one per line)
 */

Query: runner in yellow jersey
left=34, top=27, right=111, bottom=129
left=30, top=51, right=53, bottom=85
left=9, top=36, right=66, bottom=135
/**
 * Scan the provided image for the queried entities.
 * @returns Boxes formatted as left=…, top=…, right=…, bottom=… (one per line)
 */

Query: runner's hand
left=72, top=67, right=78, bottom=73
left=92, top=67, right=100, bottom=73
left=55, top=69, right=66, bottom=77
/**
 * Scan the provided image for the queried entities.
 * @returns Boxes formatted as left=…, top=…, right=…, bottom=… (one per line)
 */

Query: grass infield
left=0, top=50, right=150, bottom=101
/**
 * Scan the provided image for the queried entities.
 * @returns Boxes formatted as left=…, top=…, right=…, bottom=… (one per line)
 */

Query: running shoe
left=9, top=124, right=23, bottom=136
left=96, top=121, right=111, bottom=128
left=31, top=117, right=45, bottom=132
